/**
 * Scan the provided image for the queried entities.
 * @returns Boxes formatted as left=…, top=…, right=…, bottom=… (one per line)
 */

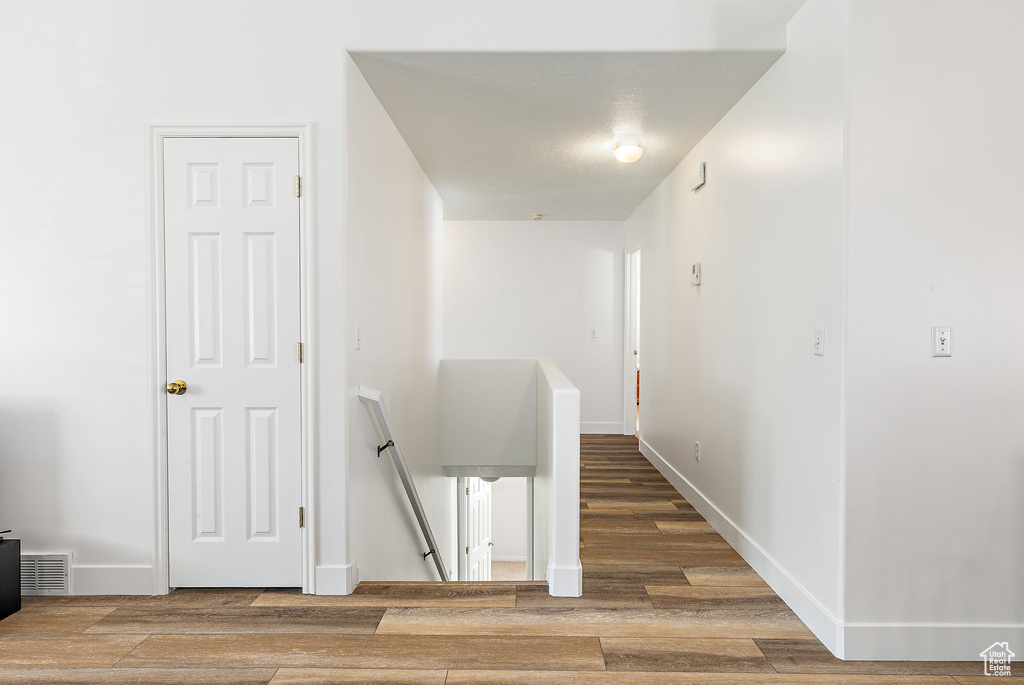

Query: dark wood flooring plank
left=0, top=607, right=116, bottom=634
left=446, top=672, right=961, bottom=684
left=756, top=639, right=984, bottom=676
left=581, top=534, right=733, bottom=550
left=682, top=566, right=770, bottom=587
left=601, top=637, right=774, bottom=673
left=86, top=606, right=385, bottom=634
left=19, top=588, right=265, bottom=609
left=269, top=668, right=448, bottom=684
left=375, top=607, right=813, bottom=639
left=580, top=484, right=679, bottom=496
left=646, top=587, right=791, bottom=611
left=656, top=521, right=719, bottom=535
left=580, top=547, right=746, bottom=567
left=516, top=582, right=652, bottom=609
left=253, top=584, right=516, bottom=608
left=583, top=500, right=681, bottom=511
left=580, top=518, right=662, bottom=535
left=631, top=509, right=706, bottom=521
left=583, top=565, right=691, bottom=585
left=0, top=668, right=275, bottom=684
left=115, top=634, right=606, bottom=670
left=0, top=634, right=147, bottom=667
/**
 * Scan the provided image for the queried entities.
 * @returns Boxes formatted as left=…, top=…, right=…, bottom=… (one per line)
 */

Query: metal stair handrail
left=357, top=386, right=449, bottom=582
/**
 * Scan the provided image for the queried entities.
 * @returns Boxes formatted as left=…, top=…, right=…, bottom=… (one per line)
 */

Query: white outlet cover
left=932, top=326, right=951, bottom=357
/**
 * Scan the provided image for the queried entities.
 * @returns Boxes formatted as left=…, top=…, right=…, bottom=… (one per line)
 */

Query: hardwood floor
left=0, top=435, right=1001, bottom=683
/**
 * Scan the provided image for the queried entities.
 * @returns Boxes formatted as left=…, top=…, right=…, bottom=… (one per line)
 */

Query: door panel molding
left=147, top=123, right=317, bottom=594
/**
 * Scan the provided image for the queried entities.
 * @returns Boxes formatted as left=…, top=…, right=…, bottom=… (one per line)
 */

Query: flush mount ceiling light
left=614, top=141, right=643, bottom=164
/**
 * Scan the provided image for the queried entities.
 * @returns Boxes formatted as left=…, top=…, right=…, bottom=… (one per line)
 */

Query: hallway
left=0, top=436, right=990, bottom=682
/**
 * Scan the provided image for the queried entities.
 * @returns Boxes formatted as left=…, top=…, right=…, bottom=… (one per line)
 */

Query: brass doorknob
left=166, top=380, right=187, bottom=395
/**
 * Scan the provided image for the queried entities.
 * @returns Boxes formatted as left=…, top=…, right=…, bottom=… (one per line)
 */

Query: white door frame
left=623, top=246, right=641, bottom=435
left=147, top=123, right=318, bottom=594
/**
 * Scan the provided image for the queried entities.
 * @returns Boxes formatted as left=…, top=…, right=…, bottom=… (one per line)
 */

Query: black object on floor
left=0, top=535, right=21, bottom=620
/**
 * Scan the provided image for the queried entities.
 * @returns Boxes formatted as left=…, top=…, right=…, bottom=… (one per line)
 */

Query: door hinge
left=299, top=506, right=305, bottom=528
left=465, top=547, right=469, bottom=555
left=466, top=487, right=469, bottom=495
left=295, top=175, right=301, bottom=197
left=297, top=342, right=303, bottom=363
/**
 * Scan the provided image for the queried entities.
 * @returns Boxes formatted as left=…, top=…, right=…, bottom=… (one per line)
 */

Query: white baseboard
left=581, top=421, right=623, bottom=434
left=72, top=565, right=155, bottom=595
left=492, top=556, right=527, bottom=563
left=315, top=564, right=358, bottom=595
left=547, top=562, right=582, bottom=597
left=639, top=438, right=844, bottom=657
left=843, top=623, right=1024, bottom=661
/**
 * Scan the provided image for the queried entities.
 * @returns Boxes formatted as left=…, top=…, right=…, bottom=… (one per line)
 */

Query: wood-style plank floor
left=0, top=435, right=1000, bottom=683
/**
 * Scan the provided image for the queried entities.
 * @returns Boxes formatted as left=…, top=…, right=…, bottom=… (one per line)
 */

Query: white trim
left=147, top=123, right=317, bottom=594
left=72, top=566, right=155, bottom=595
left=547, top=562, right=583, bottom=597
left=843, top=624, right=1024, bottom=662
left=581, top=422, right=625, bottom=434
left=639, top=437, right=844, bottom=657
left=456, top=477, right=467, bottom=581
left=622, top=247, right=641, bottom=435
left=315, top=564, right=359, bottom=595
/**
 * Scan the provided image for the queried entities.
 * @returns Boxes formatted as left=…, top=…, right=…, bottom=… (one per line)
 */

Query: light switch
left=932, top=326, right=951, bottom=357
left=354, top=326, right=362, bottom=351
left=814, top=325, right=826, bottom=356
left=691, top=263, right=701, bottom=286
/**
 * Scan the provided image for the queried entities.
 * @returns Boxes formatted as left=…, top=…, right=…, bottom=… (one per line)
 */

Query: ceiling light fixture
left=614, top=141, right=643, bottom=164
left=532, top=214, right=543, bottom=221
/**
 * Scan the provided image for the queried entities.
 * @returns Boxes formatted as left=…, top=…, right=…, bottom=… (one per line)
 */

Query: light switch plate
left=814, top=325, right=826, bottom=356
left=932, top=326, right=951, bottom=357
left=691, top=263, right=701, bottom=286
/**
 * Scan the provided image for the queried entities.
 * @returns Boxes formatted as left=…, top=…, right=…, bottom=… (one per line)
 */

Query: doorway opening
left=456, top=476, right=534, bottom=582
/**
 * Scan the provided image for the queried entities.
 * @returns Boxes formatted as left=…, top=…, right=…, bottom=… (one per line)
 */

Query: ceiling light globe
left=614, top=142, right=643, bottom=164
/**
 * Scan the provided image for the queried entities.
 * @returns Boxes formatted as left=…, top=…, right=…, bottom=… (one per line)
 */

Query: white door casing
left=164, top=136, right=302, bottom=587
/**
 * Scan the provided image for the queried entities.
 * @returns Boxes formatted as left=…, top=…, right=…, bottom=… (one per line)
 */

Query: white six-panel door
left=466, top=477, right=492, bottom=581
left=164, top=137, right=302, bottom=587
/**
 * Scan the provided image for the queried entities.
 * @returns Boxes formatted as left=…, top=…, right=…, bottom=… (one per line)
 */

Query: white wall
left=490, top=477, right=529, bottom=561
left=626, top=0, right=847, bottom=652
left=440, top=360, right=537, bottom=471
left=345, top=59, right=450, bottom=584
left=842, top=0, right=1024, bottom=659
left=444, top=221, right=625, bottom=433
left=535, top=359, right=582, bottom=596
left=0, top=0, right=348, bottom=593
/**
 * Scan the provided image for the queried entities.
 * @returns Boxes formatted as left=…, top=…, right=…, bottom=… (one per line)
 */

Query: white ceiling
left=351, top=51, right=784, bottom=221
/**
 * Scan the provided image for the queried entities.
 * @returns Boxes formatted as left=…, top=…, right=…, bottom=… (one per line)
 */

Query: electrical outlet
left=590, top=328, right=597, bottom=339
left=814, top=325, right=826, bottom=356
left=694, top=441, right=701, bottom=462
left=932, top=326, right=951, bottom=357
